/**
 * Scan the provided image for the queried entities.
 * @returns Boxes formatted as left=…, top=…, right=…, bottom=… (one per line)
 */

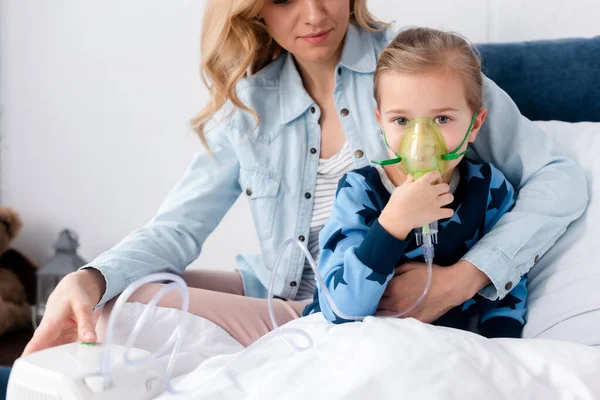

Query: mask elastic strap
left=442, top=113, right=477, bottom=161
left=372, top=129, right=402, bottom=166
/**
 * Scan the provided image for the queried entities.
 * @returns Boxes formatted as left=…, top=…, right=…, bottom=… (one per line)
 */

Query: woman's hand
left=379, top=171, right=454, bottom=240
left=22, top=269, right=106, bottom=356
left=377, top=260, right=490, bottom=323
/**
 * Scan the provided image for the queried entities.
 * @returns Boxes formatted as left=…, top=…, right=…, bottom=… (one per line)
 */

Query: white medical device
left=7, top=342, right=165, bottom=400
left=7, top=273, right=190, bottom=400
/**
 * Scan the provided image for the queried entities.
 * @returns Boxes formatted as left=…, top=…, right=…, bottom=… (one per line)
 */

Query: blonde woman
left=23, top=0, right=586, bottom=354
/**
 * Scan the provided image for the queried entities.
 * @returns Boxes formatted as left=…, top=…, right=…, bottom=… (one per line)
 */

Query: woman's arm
left=81, top=116, right=242, bottom=309
left=463, top=76, right=588, bottom=300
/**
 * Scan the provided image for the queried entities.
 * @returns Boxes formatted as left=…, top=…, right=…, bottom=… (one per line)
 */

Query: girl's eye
left=273, top=0, right=290, bottom=4
left=434, top=116, right=450, bottom=124
left=394, top=118, right=408, bottom=126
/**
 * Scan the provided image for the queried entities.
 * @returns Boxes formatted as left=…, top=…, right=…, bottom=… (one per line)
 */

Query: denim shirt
left=85, top=24, right=588, bottom=307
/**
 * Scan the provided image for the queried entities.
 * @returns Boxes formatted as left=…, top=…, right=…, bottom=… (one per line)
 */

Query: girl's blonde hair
left=192, top=0, right=389, bottom=149
left=374, top=27, right=483, bottom=113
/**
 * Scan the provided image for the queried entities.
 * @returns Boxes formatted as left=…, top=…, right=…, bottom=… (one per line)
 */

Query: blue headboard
left=477, top=36, right=600, bottom=122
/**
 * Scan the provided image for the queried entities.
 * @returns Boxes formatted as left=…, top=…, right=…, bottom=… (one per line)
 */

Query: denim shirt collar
left=338, top=23, right=377, bottom=73
left=279, top=23, right=378, bottom=126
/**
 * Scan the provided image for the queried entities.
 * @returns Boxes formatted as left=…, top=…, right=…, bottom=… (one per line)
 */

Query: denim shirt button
left=341, top=108, right=350, bottom=117
left=505, top=282, right=513, bottom=291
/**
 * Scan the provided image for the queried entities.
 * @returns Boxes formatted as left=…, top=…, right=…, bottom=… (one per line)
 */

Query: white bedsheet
left=141, top=310, right=600, bottom=399
left=108, top=121, right=600, bottom=399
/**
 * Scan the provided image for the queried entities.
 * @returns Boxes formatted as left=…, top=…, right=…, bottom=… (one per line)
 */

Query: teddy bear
left=0, top=206, right=36, bottom=338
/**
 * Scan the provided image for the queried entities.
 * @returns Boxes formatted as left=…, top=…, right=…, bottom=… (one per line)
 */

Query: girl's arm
left=317, top=171, right=409, bottom=323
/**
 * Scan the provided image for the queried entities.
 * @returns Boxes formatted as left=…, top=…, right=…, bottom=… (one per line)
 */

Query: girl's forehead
left=378, top=70, right=470, bottom=112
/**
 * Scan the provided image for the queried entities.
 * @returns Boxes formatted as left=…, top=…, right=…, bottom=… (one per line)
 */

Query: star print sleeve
left=482, top=164, right=516, bottom=236
left=317, top=171, right=409, bottom=324
left=473, top=166, right=527, bottom=338
left=478, top=277, right=528, bottom=338
left=463, top=163, right=518, bottom=301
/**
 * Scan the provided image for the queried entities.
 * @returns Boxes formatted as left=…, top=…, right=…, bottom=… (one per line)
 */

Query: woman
left=23, top=0, right=586, bottom=354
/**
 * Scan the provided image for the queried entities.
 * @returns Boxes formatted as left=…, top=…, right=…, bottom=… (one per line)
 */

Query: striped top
left=295, top=142, right=356, bottom=300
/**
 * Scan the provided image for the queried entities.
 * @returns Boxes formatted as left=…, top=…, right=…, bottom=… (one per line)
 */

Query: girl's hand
left=379, top=171, right=454, bottom=240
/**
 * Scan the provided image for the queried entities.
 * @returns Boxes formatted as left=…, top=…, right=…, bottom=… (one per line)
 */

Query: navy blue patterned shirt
left=303, top=161, right=528, bottom=338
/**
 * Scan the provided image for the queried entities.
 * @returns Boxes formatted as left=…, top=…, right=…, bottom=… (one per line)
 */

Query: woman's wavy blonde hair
left=191, top=0, right=389, bottom=149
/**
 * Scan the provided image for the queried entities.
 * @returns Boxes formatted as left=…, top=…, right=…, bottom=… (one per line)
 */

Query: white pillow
left=523, top=121, right=600, bottom=345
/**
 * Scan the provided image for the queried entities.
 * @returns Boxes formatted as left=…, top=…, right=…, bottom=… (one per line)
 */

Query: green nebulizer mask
left=373, top=114, right=477, bottom=265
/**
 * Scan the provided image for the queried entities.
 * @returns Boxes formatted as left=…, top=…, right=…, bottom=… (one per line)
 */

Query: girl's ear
left=468, top=108, right=488, bottom=142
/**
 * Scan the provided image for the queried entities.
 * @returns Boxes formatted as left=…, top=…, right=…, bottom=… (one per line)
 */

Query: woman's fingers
left=73, top=302, right=97, bottom=343
left=22, top=320, right=61, bottom=356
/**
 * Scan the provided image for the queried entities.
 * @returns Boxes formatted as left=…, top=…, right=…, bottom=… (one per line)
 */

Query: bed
left=94, top=35, right=600, bottom=399
left=477, top=35, right=600, bottom=345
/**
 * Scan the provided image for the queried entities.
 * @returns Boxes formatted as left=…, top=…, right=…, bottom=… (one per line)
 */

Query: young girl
left=304, top=27, right=527, bottom=338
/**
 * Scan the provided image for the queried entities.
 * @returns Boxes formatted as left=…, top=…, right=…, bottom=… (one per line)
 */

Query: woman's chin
left=293, top=39, right=344, bottom=65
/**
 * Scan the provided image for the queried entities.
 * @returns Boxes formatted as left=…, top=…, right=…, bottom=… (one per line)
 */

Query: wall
left=0, top=0, right=598, bottom=270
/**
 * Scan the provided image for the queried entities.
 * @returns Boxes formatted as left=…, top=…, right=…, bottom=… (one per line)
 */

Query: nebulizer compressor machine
left=7, top=117, right=471, bottom=399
